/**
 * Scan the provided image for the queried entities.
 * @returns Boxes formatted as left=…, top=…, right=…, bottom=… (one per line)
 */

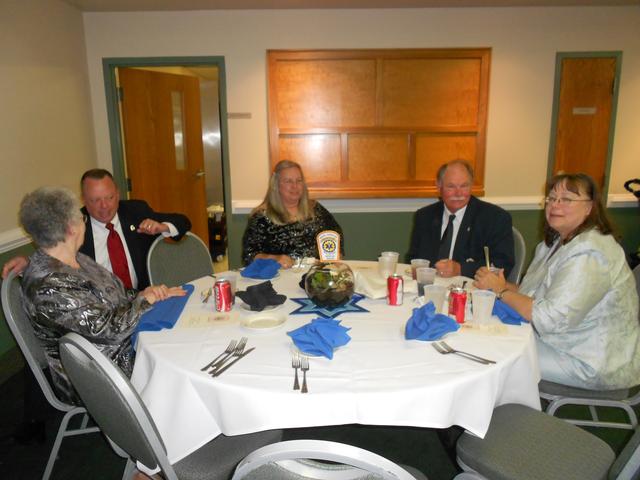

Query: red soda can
left=214, top=279, right=232, bottom=312
left=448, top=287, right=467, bottom=323
left=387, top=274, right=404, bottom=306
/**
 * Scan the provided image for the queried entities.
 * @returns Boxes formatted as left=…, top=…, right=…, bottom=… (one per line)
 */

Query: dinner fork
left=209, top=337, right=248, bottom=374
left=300, top=356, right=309, bottom=394
left=200, top=340, right=236, bottom=371
left=292, top=352, right=301, bottom=391
left=432, top=341, right=495, bottom=365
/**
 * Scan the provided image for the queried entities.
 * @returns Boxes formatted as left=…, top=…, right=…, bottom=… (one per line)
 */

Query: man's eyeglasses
left=544, top=196, right=592, bottom=206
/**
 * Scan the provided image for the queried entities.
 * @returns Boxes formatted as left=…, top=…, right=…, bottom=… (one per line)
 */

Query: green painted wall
left=229, top=206, right=638, bottom=270
left=229, top=208, right=548, bottom=269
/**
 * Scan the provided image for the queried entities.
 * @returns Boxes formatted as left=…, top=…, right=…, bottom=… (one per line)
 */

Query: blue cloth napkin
left=287, top=317, right=351, bottom=359
left=492, top=299, right=528, bottom=325
left=405, top=302, right=460, bottom=341
left=133, top=284, right=194, bottom=347
left=241, top=258, right=281, bottom=279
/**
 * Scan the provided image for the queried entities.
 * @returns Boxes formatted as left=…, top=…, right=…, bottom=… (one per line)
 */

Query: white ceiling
left=63, top=0, right=638, bottom=12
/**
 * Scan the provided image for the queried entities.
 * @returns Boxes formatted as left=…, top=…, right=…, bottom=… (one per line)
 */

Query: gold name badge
left=316, top=230, right=341, bottom=262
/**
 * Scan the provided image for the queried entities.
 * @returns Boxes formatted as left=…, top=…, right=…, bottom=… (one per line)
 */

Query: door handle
left=194, top=170, right=205, bottom=178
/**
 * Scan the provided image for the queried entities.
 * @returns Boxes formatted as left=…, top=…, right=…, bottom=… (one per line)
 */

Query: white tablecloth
left=131, top=261, right=541, bottom=464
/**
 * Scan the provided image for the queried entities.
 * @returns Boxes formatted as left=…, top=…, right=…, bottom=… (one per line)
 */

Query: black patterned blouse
left=242, top=202, right=344, bottom=265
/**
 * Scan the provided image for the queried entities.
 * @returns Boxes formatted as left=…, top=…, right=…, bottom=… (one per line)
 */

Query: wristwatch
left=497, top=288, right=509, bottom=300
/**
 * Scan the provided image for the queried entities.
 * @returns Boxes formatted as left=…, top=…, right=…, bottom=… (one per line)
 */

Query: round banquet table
left=131, top=260, right=541, bottom=465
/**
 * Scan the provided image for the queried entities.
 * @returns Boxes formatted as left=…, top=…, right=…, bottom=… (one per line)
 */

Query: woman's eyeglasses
left=544, top=196, right=591, bottom=206
left=281, top=179, right=304, bottom=186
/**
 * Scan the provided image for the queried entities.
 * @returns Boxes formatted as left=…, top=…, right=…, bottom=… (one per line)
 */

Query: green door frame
left=546, top=51, right=623, bottom=200
left=102, top=56, right=234, bottom=256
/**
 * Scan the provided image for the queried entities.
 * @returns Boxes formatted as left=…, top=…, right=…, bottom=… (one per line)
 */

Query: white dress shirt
left=440, top=204, right=468, bottom=259
left=90, top=214, right=178, bottom=289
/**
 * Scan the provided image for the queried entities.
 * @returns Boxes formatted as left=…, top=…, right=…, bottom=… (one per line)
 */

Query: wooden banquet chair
left=454, top=403, right=640, bottom=480
left=58, top=332, right=282, bottom=480
left=1, top=271, right=100, bottom=480
left=507, top=226, right=526, bottom=285
left=231, top=439, right=428, bottom=480
left=147, top=231, right=214, bottom=287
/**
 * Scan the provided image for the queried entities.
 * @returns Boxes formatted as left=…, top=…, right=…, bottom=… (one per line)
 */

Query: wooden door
left=118, top=68, right=208, bottom=243
left=551, top=56, right=617, bottom=189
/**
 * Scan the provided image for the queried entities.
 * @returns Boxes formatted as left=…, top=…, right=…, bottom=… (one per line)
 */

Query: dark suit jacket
left=408, top=196, right=515, bottom=278
left=80, top=200, right=191, bottom=290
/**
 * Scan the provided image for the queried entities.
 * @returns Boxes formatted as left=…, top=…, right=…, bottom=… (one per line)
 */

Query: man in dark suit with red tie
left=79, top=169, right=191, bottom=290
left=407, top=160, right=515, bottom=279
left=2, top=169, right=191, bottom=290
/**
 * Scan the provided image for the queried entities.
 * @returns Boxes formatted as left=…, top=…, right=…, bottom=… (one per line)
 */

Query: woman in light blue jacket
left=475, top=173, right=639, bottom=390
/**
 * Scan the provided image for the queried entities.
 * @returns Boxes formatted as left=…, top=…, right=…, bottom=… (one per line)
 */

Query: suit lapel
left=79, top=206, right=95, bottom=259
left=429, top=202, right=445, bottom=261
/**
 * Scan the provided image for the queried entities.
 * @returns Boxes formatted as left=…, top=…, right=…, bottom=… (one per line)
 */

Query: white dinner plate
left=241, top=312, right=286, bottom=331
left=238, top=301, right=283, bottom=312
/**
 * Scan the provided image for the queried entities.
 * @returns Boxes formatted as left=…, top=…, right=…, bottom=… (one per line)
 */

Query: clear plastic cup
left=378, top=255, right=397, bottom=279
left=410, top=259, right=430, bottom=280
left=416, top=267, right=436, bottom=296
left=423, top=284, right=447, bottom=313
left=472, top=289, right=496, bottom=326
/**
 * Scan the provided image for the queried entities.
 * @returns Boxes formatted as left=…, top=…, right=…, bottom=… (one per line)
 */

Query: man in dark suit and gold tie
left=408, top=160, right=515, bottom=279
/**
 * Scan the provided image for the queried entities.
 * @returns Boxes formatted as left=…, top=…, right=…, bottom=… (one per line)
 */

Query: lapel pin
left=130, top=225, right=136, bottom=231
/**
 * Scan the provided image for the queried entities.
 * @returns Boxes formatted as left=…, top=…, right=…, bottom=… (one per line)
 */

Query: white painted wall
left=0, top=0, right=96, bottom=239
left=81, top=6, right=638, bottom=205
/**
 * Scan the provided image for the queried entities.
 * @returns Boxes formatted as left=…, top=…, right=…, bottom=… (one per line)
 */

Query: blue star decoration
left=290, top=294, right=369, bottom=318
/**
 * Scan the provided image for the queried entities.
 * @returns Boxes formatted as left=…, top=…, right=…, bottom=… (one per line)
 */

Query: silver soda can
left=387, top=274, right=404, bottom=306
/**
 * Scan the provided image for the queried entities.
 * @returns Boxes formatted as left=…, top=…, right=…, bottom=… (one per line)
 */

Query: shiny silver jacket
left=22, top=249, right=151, bottom=404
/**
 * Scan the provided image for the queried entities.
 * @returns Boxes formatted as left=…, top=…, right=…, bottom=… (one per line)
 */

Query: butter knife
left=211, top=347, right=255, bottom=377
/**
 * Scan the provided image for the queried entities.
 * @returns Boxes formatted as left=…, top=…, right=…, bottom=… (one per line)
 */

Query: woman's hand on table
left=473, top=266, right=506, bottom=292
left=140, top=285, right=187, bottom=304
left=255, top=253, right=295, bottom=269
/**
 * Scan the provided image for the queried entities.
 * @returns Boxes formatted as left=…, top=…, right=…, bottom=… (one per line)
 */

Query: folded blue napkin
left=405, top=302, right=460, bottom=341
left=133, top=284, right=194, bottom=347
left=241, top=258, right=281, bottom=279
left=492, top=299, right=528, bottom=325
left=287, top=317, right=351, bottom=359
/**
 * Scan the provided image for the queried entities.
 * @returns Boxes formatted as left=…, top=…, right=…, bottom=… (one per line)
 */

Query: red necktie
left=106, top=222, right=133, bottom=289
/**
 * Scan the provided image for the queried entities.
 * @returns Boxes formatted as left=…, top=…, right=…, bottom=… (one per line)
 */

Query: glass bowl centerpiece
left=304, top=262, right=355, bottom=308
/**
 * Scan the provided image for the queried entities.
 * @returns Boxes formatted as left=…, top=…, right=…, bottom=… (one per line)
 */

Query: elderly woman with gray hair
left=19, top=186, right=185, bottom=404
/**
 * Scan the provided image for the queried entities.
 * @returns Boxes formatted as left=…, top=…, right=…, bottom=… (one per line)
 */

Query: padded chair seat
left=174, top=430, right=284, bottom=480
left=457, top=404, right=615, bottom=480
left=239, top=462, right=427, bottom=480
left=539, top=380, right=631, bottom=400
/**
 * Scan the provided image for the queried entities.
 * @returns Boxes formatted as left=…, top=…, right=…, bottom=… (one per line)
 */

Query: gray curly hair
left=19, top=187, right=83, bottom=248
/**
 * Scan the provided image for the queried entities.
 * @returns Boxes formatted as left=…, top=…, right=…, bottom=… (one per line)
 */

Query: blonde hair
left=254, top=160, right=315, bottom=225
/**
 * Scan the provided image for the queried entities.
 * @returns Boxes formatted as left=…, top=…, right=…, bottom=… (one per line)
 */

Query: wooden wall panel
left=279, top=134, right=342, bottom=182
left=268, top=49, right=490, bottom=198
left=382, top=59, right=482, bottom=127
left=415, top=135, right=477, bottom=181
left=274, top=59, right=377, bottom=128
left=348, top=134, right=409, bottom=181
